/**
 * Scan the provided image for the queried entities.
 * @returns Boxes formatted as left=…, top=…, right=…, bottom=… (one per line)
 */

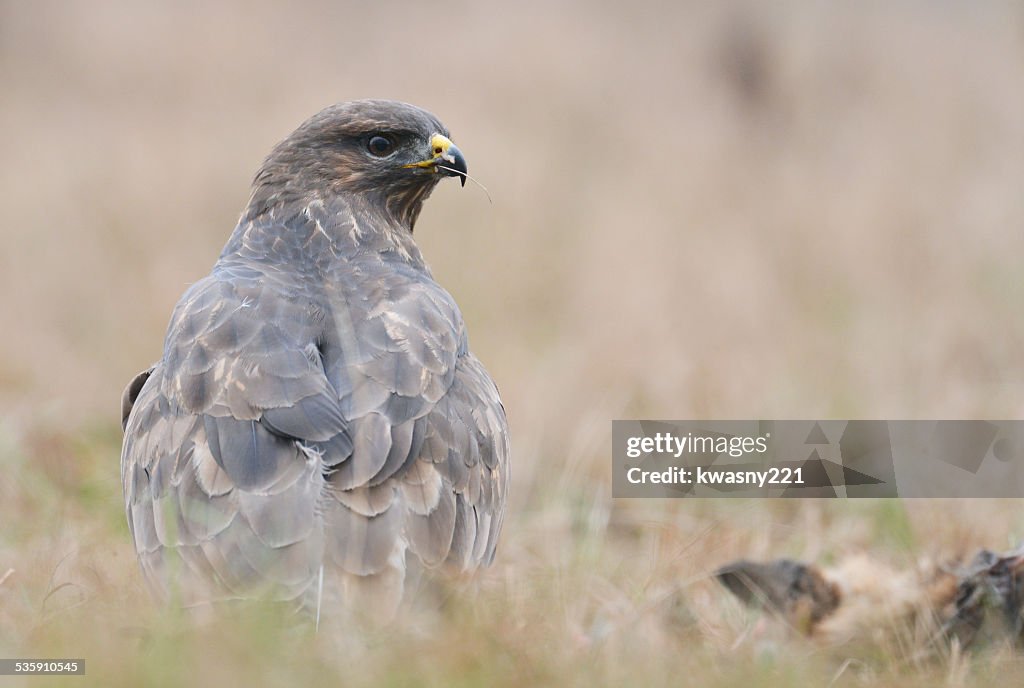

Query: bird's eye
left=367, top=135, right=394, bottom=157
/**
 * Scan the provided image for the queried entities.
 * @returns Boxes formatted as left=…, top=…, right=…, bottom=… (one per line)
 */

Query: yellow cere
left=403, top=134, right=457, bottom=170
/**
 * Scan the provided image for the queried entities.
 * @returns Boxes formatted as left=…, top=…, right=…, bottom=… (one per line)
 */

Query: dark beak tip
left=437, top=145, right=468, bottom=187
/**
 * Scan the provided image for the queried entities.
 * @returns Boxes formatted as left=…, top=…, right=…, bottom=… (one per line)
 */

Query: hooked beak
left=403, top=133, right=468, bottom=187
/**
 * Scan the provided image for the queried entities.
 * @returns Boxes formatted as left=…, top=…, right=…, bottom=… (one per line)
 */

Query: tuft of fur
left=716, top=545, right=1024, bottom=654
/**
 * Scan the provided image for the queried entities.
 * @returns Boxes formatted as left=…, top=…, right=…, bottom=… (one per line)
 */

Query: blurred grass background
left=2, top=1, right=1024, bottom=685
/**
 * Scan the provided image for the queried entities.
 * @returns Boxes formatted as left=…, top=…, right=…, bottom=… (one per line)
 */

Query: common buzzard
left=120, top=100, right=509, bottom=619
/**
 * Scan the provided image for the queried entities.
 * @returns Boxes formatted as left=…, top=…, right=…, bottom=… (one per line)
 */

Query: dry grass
left=3, top=1, right=1024, bottom=685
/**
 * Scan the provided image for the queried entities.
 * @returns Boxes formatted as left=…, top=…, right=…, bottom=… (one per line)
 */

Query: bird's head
left=248, top=100, right=468, bottom=230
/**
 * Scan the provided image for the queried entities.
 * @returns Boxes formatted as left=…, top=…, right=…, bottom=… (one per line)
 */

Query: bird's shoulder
left=155, top=272, right=327, bottom=419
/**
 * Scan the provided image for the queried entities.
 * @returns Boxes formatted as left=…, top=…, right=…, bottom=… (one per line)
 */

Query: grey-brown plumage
left=120, top=100, right=508, bottom=617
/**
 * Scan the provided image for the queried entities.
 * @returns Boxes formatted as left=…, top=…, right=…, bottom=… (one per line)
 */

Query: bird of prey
left=120, top=100, right=509, bottom=619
